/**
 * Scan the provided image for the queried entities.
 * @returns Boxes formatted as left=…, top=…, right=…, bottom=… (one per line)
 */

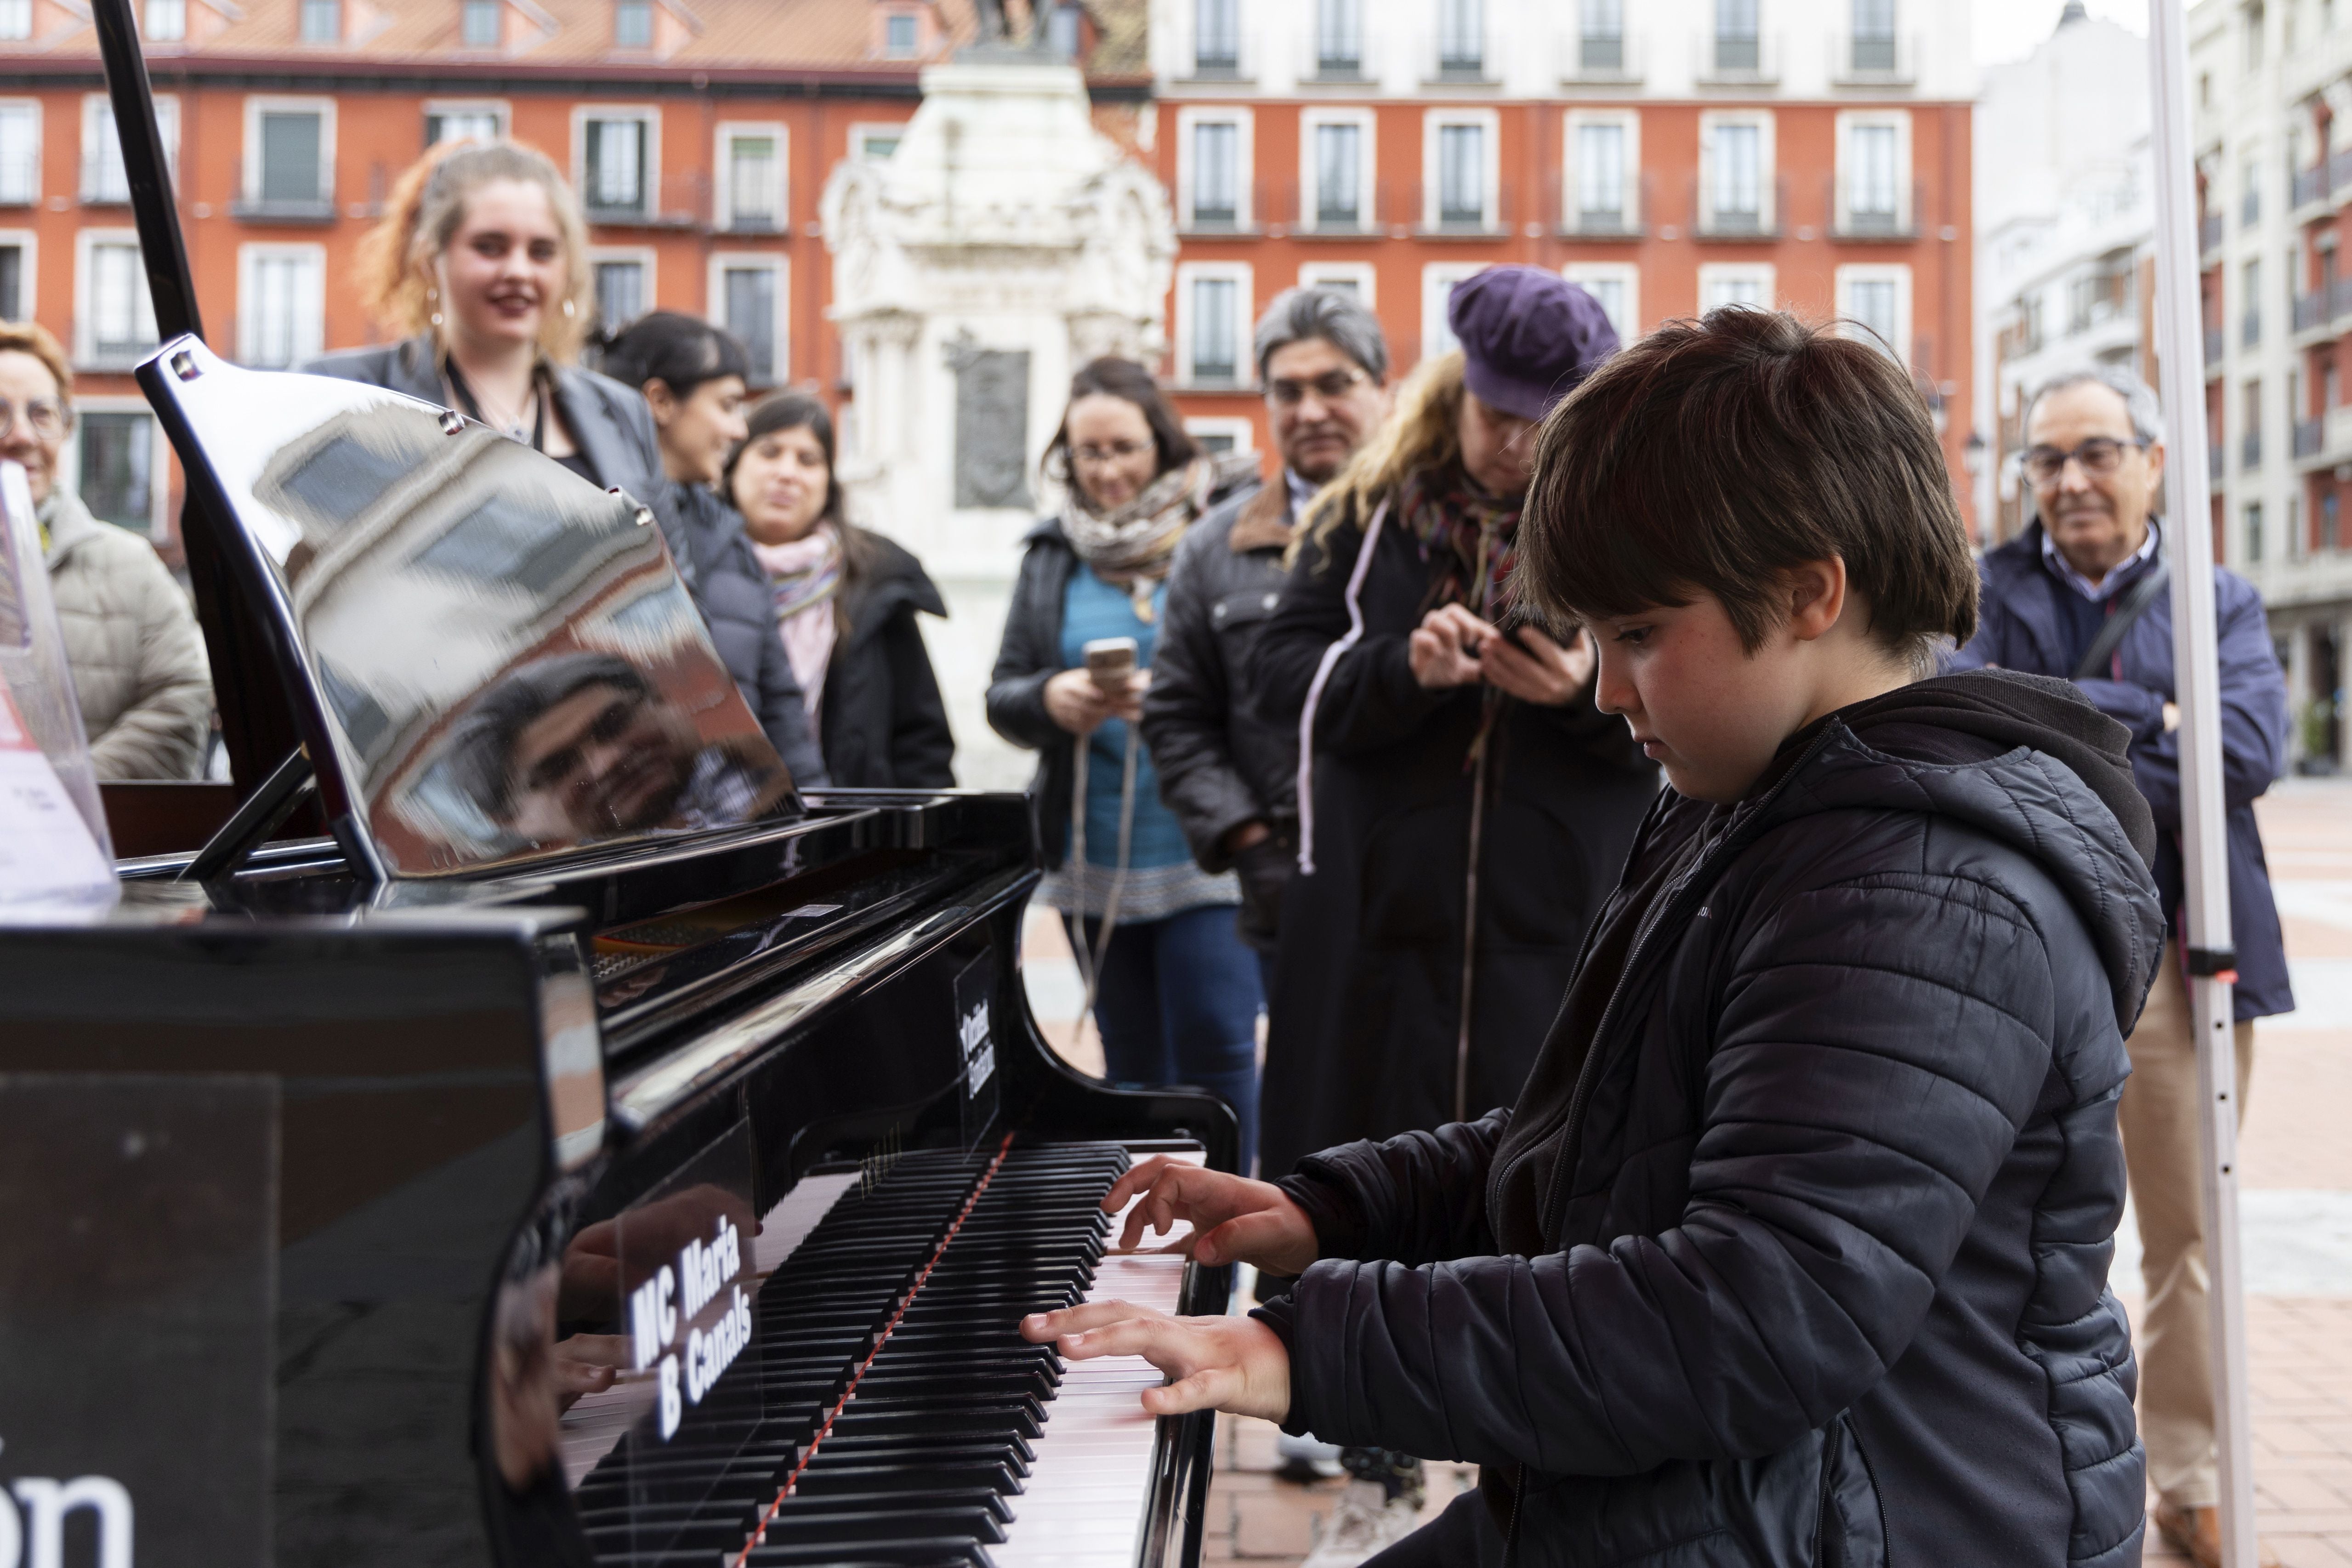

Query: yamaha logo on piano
left=0, top=1470, right=133, bottom=1568
left=627, top=1216, right=753, bottom=1441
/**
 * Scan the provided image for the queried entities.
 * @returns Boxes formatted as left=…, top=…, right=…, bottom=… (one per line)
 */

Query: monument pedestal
left=822, top=59, right=1175, bottom=788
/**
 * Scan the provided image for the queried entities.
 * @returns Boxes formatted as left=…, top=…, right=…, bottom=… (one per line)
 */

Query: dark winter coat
left=1949, top=520, right=2292, bottom=1019
left=1247, top=491, right=1657, bottom=1181
left=1263, top=674, right=2163, bottom=1568
left=1141, top=478, right=1301, bottom=867
left=812, top=529, right=955, bottom=790
left=642, top=485, right=831, bottom=789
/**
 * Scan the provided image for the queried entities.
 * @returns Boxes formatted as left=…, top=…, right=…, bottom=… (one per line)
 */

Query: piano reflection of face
left=506, top=679, right=702, bottom=841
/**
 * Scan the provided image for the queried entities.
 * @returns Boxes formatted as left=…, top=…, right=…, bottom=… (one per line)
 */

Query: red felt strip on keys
left=733, top=1129, right=1020, bottom=1567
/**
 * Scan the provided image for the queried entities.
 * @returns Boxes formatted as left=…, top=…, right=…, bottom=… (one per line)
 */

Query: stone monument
left=821, top=47, right=1176, bottom=788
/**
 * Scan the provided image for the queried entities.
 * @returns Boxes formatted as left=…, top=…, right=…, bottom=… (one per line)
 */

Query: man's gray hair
left=1253, top=286, right=1390, bottom=385
left=2022, top=364, right=2167, bottom=446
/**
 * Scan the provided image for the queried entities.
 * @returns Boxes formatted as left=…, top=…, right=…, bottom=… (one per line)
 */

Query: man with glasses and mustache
left=1953, top=364, right=2292, bottom=1568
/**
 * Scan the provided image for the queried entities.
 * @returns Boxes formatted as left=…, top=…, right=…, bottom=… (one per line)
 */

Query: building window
left=2242, top=160, right=2260, bottom=227
left=300, top=0, right=341, bottom=42
left=0, top=0, right=28, bottom=41
left=87, top=97, right=180, bottom=206
left=1436, top=0, right=1483, bottom=76
left=1194, top=0, right=1238, bottom=74
left=2243, top=379, right=2263, bottom=468
left=1316, top=0, right=1361, bottom=74
left=86, top=239, right=159, bottom=363
left=1046, top=3, right=1081, bottom=57
left=1715, top=0, right=1760, bottom=73
left=592, top=258, right=644, bottom=333
left=1845, top=121, right=1899, bottom=233
left=1848, top=278, right=1898, bottom=354
left=722, top=129, right=783, bottom=232
left=1580, top=0, right=1625, bottom=71
left=0, top=242, right=20, bottom=319
left=1190, top=119, right=1239, bottom=228
left=1299, top=262, right=1372, bottom=302
left=239, top=245, right=324, bottom=369
left=1710, top=121, right=1762, bottom=231
left=2324, top=490, right=2339, bottom=550
left=883, top=11, right=917, bottom=55
left=1851, top=0, right=1895, bottom=72
left=461, top=0, right=500, bottom=48
left=1576, top=122, right=1627, bottom=230
left=2246, top=501, right=2264, bottom=562
left=1701, top=264, right=1773, bottom=312
left=854, top=127, right=903, bottom=161
left=583, top=116, right=650, bottom=218
left=2244, top=257, right=2262, bottom=346
left=1437, top=123, right=1485, bottom=228
left=1422, top=264, right=1479, bottom=358
left=145, top=0, right=185, bottom=40
left=257, top=110, right=325, bottom=206
left=1191, top=276, right=1239, bottom=382
left=615, top=0, right=653, bottom=46
left=0, top=104, right=37, bottom=205
left=716, top=261, right=780, bottom=385
left=77, top=411, right=154, bottom=532
left=1566, top=264, right=1637, bottom=342
left=426, top=105, right=506, bottom=146
left=1313, top=122, right=1361, bottom=228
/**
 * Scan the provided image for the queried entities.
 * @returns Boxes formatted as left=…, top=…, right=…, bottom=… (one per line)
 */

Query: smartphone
left=1082, top=637, right=1139, bottom=692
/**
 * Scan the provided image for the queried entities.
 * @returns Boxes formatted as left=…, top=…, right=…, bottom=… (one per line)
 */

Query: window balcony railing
left=1830, top=29, right=1915, bottom=85
left=581, top=170, right=710, bottom=230
left=1830, top=176, right=1921, bottom=240
left=2243, top=186, right=2260, bottom=227
left=2295, top=289, right=2327, bottom=332
left=81, top=337, right=158, bottom=373
left=230, top=193, right=336, bottom=223
left=1179, top=177, right=1257, bottom=234
left=0, top=155, right=37, bottom=206
left=1185, top=28, right=1250, bottom=80
left=1420, top=24, right=1493, bottom=83
left=2295, top=416, right=2324, bottom=459
left=1693, top=174, right=1786, bottom=240
left=1404, top=178, right=1511, bottom=237
left=2243, top=430, right=2263, bottom=470
left=2293, top=162, right=2329, bottom=210
left=1698, top=30, right=1777, bottom=83
left=1568, top=181, right=1645, bottom=238
left=2199, top=212, right=2224, bottom=253
left=2204, top=325, right=2225, bottom=365
left=2244, top=306, right=2262, bottom=347
left=1560, top=27, right=1642, bottom=83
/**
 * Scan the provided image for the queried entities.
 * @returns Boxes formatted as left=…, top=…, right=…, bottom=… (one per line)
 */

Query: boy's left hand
left=1479, top=624, right=1594, bottom=706
left=1020, top=1300, right=1292, bottom=1422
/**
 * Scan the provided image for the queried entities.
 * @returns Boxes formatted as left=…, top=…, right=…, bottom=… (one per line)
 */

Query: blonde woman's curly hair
left=1289, top=349, right=1466, bottom=566
left=355, top=140, right=593, bottom=361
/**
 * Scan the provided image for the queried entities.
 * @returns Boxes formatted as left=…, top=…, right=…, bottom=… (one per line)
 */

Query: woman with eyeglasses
left=988, top=357, right=1265, bottom=1173
left=0, top=321, right=211, bottom=779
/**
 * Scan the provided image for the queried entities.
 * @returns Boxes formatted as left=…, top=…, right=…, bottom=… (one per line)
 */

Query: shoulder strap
left=2072, top=566, right=2168, bottom=680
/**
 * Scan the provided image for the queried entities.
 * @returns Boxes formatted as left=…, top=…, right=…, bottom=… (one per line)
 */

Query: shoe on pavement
left=1274, top=1432, right=1344, bottom=1484
left=2151, top=1500, right=2281, bottom=1568
left=1301, top=1478, right=1423, bottom=1568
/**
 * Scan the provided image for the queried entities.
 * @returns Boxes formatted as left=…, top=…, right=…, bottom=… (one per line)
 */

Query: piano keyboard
left=560, top=1139, right=1199, bottom=1567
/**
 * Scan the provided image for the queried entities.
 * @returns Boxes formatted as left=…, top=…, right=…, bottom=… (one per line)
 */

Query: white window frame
left=1300, top=107, right=1375, bottom=233
left=0, top=0, right=30, bottom=42
left=1297, top=259, right=1376, bottom=307
left=588, top=244, right=658, bottom=331
left=1422, top=108, right=1500, bottom=232
left=1564, top=109, right=1639, bottom=232
left=707, top=252, right=789, bottom=385
left=1696, top=261, right=1777, bottom=314
left=62, top=396, right=169, bottom=542
left=1183, top=416, right=1256, bottom=455
left=572, top=104, right=662, bottom=222
left=423, top=98, right=511, bottom=147
left=847, top=120, right=909, bottom=162
left=714, top=120, right=789, bottom=235
left=144, top=0, right=185, bottom=40
left=1176, top=106, right=1253, bottom=232
left=81, top=93, right=179, bottom=204
left=1420, top=261, right=1483, bottom=360
left=235, top=242, right=326, bottom=369
left=72, top=228, right=159, bottom=368
left=458, top=0, right=502, bottom=49
left=0, top=99, right=41, bottom=206
left=0, top=229, right=36, bottom=320
left=240, top=94, right=336, bottom=208
left=1834, top=262, right=1911, bottom=362
left=1175, top=260, right=1252, bottom=386
left=1563, top=262, right=1639, bottom=343
left=1698, top=109, right=1775, bottom=234
left=1834, top=109, right=1911, bottom=235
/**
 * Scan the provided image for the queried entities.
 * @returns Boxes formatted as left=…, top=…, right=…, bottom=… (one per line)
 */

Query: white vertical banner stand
left=2145, top=3, right=2258, bottom=1565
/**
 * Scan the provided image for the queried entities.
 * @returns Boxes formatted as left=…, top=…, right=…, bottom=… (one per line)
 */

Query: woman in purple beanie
left=1242, top=265, right=1658, bottom=1556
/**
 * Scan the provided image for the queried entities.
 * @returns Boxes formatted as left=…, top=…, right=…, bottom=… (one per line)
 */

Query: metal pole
left=2145, top=4, right=2256, bottom=1565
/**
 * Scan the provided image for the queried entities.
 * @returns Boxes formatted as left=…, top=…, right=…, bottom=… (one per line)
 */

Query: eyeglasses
left=0, top=397, right=68, bottom=443
left=2020, top=436, right=2148, bottom=486
left=1264, top=368, right=1369, bottom=408
left=1070, top=439, right=1153, bottom=468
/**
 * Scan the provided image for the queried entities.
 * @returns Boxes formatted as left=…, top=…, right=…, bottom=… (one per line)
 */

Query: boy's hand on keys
left=1020, top=1300, right=1292, bottom=1422
left=1099, top=1156, right=1320, bottom=1275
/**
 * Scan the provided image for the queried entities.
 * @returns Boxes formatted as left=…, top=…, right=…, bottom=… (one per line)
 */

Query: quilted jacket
left=42, top=489, right=211, bottom=779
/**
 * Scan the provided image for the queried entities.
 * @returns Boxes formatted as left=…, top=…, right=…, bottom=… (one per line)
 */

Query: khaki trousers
left=2119, top=951, right=2257, bottom=1511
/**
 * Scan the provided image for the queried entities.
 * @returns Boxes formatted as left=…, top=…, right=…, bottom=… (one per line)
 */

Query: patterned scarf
left=1398, top=465, right=1524, bottom=767
left=750, top=523, right=842, bottom=720
left=1060, top=453, right=1253, bottom=622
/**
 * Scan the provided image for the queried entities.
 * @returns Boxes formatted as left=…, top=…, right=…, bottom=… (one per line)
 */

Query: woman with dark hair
left=987, top=357, right=1266, bottom=1173
left=592, top=311, right=828, bottom=788
left=723, top=389, right=955, bottom=789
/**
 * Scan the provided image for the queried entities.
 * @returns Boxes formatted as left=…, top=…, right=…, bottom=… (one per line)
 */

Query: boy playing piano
left=1025, top=309, right=2164, bottom=1567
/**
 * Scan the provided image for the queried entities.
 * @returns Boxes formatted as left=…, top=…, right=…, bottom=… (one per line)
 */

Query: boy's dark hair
left=1515, top=309, right=1977, bottom=667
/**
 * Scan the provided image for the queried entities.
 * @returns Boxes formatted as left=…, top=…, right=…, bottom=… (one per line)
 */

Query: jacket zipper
left=1500, top=1461, right=1524, bottom=1566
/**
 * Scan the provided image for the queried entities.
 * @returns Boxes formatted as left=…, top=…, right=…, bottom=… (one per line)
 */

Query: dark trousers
left=1068, top=903, right=1262, bottom=1176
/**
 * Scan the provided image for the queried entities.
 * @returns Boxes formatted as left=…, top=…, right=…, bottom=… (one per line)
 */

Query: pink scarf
left=750, top=524, right=841, bottom=722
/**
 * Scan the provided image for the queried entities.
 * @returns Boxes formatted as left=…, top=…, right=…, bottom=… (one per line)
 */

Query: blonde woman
left=306, top=140, right=826, bottom=785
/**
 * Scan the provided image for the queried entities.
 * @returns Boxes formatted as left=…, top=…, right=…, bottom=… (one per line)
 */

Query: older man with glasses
left=0, top=320, right=210, bottom=780
left=1953, top=364, right=2292, bottom=1568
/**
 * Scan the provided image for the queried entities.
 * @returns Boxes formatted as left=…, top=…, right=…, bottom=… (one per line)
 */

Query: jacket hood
left=38, top=487, right=105, bottom=568
left=1764, top=670, right=2165, bottom=1033
left=840, top=530, right=947, bottom=648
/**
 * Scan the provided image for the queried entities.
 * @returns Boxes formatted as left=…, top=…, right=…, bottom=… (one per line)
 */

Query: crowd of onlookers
left=2, top=130, right=2309, bottom=1568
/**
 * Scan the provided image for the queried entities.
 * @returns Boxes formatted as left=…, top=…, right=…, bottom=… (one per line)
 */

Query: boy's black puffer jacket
left=1267, top=676, right=2164, bottom=1567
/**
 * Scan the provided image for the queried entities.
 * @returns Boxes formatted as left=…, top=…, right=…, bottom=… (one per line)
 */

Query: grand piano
left=0, top=9, right=1236, bottom=1567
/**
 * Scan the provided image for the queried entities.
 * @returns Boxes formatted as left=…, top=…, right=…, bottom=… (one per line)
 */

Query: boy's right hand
left=1103, top=1157, right=1320, bottom=1276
